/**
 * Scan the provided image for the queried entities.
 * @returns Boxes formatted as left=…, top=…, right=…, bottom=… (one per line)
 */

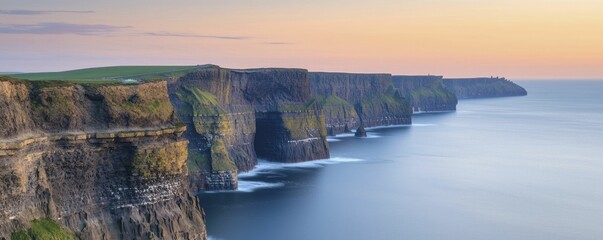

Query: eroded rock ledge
left=308, top=72, right=413, bottom=136
left=169, top=66, right=329, bottom=191
left=392, top=75, right=458, bottom=112
left=0, top=77, right=206, bottom=240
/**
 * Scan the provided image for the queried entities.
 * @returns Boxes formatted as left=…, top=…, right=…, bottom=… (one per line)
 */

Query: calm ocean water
left=200, top=81, right=603, bottom=240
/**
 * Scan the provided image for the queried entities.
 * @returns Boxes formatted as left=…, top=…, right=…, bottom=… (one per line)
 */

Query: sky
left=1, top=0, right=602, bottom=79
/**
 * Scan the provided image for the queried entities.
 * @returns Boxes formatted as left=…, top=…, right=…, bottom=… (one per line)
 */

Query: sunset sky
left=1, top=0, right=602, bottom=79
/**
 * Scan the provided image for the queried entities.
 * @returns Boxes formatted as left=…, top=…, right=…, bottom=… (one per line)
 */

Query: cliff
left=0, top=77, right=206, bottom=239
left=443, top=77, right=527, bottom=99
left=308, top=72, right=412, bottom=136
left=392, top=75, right=457, bottom=112
left=168, top=66, right=329, bottom=191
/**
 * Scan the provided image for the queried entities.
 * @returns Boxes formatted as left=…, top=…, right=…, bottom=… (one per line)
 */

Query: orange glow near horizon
left=1, top=0, right=602, bottom=79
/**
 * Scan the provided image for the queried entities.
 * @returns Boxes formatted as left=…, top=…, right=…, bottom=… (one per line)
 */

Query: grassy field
left=6, top=65, right=200, bottom=82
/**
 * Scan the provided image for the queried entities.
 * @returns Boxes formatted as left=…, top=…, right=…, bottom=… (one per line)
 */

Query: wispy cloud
left=264, top=42, right=294, bottom=45
left=144, top=31, right=250, bottom=40
left=0, top=22, right=130, bottom=35
left=0, top=10, right=94, bottom=15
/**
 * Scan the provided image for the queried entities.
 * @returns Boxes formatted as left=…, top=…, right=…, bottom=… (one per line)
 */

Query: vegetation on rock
left=11, top=218, right=75, bottom=240
left=210, top=139, right=237, bottom=171
left=132, top=141, right=189, bottom=178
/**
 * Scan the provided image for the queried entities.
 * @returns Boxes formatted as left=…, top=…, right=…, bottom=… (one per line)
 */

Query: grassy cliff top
left=6, top=65, right=200, bottom=82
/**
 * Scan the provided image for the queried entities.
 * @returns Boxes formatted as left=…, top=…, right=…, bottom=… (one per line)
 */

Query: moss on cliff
left=11, top=218, right=75, bottom=240
left=408, top=87, right=457, bottom=104
left=356, top=92, right=412, bottom=122
left=277, top=99, right=318, bottom=112
left=282, top=112, right=328, bottom=140
left=210, top=139, right=237, bottom=171
left=97, top=83, right=176, bottom=125
left=317, top=95, right=350, bottom=106
left=187, top=150, right=211, bottom=172
left=177, top=87, right=223, bottom=116
left=132, top=141, right=188, bottom=178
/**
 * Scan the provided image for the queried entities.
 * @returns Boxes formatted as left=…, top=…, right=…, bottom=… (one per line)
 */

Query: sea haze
left=200, top=80, right=603, bottom=240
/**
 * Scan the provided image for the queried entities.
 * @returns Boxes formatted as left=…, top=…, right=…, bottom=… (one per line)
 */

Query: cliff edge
left=308, top=72, right=412, bottom=136
left=168, top=66, right=329, bottom=191
left=0, top=77, right=206, bottom=240
left=392, top=75, right=457, bottom=112
left=443, top=77, right=527, bottom=99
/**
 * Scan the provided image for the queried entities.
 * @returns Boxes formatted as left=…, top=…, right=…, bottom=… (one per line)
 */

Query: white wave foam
left=413, top=110, right=454, bottom=114
left=332, top=133, right=356, bottom=138
left=412, top=123, right=437, bottom=127
left=329, top=132, right=383, bottom=139
left=237, top=180, right=285, bottom=192
left=201, top=157, right=367, bottom=193
left=364, top=124, right=411, bottom=130
left=239, top=157, right=365, bottom=178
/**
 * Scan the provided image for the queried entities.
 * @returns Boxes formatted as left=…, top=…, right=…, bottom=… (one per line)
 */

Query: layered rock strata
left=443, top=77, right=528, bottom=99
left=0, top=77, right=206, bottom=240
left=308, top=72, right=412, bottom=136
left=168, top=66, right=329, bottom=191
left=392, top=75, right=457, bottom=112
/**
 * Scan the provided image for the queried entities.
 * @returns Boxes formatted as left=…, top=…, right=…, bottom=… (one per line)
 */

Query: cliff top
left=310, top=71, right=391, bottom=76
left=393, top=75, right=444, bottom=78
left=2, top=65, right=314, bottom=84
left=444, top=77, right=508, bottom=81
left=5, top=65, right=201, bottom=83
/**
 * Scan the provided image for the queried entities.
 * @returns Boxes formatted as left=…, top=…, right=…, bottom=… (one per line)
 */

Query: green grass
left=277, top=98, right=320, bottom=112
left=316, top=95, right=350, bottom=106
left=177, top=87, right=223, bottom=116
left=8, top=65, right=199, bottom=82
left=11, top=218, right=75, bottom=240
left=210, top=139, right=237, bottom=171
left=187, top=150, right=211, bottom=172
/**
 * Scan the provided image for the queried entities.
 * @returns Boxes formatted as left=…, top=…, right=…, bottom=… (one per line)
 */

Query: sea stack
left=355, top=125, right=367, bottom=137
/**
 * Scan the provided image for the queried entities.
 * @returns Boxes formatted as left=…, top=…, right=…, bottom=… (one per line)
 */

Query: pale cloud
left=0, top=10, right=95, bottom=15
left=0, top=22, right=130, bottom=35
left=144, top=31, right=250, bottom=40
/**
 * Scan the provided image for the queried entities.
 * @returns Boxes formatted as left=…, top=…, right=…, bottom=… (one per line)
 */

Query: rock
left=308, top=72, right=413, bottom=135
left=0, top=77, right=206, bottom=239
left=169, top=66, right=330, bottom=191
left=392, top=75, right=458, bottom=112
left=355, top=125, right=367, bottom=137
left=443, top=77, right=528, bottom=99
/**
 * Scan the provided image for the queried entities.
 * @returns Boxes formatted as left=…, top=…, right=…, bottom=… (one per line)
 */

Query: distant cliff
left=308, top=72, right=412, bottom=136
left=392, top=75, right=457, bottom=112
left=0, top=77, right=206, bottom=239
left=169, top=66, right=329, bottom=191
left=443, top=77, right=527, bottom=99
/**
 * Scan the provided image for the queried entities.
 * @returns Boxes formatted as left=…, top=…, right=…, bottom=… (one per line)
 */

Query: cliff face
left=0, top=78, right=206, bottom=240
left=392, top=76, right=457, bottom=112
left=308, top=72, right=412, bottom=136
left=168, top=66, right=329, bottom=191
left=443, top=77, right=527, bottom=99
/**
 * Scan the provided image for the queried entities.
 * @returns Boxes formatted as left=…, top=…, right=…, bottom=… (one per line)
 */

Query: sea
left=200, top=81, right=603, bottom=240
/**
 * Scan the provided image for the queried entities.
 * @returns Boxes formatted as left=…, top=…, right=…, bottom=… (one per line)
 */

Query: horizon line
left=1, top=64, right=601, bottom=81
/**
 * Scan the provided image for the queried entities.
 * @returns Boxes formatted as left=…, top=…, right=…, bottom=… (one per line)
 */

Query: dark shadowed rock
left=392, top=75, right=457, bottom=112
left=168, top=66, right=329, bottom=191
left=308, top=72, right=412, bottom=136
left=443, top=77, right=527, bottom=99
left=355, top=125, right=367, bottom=137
